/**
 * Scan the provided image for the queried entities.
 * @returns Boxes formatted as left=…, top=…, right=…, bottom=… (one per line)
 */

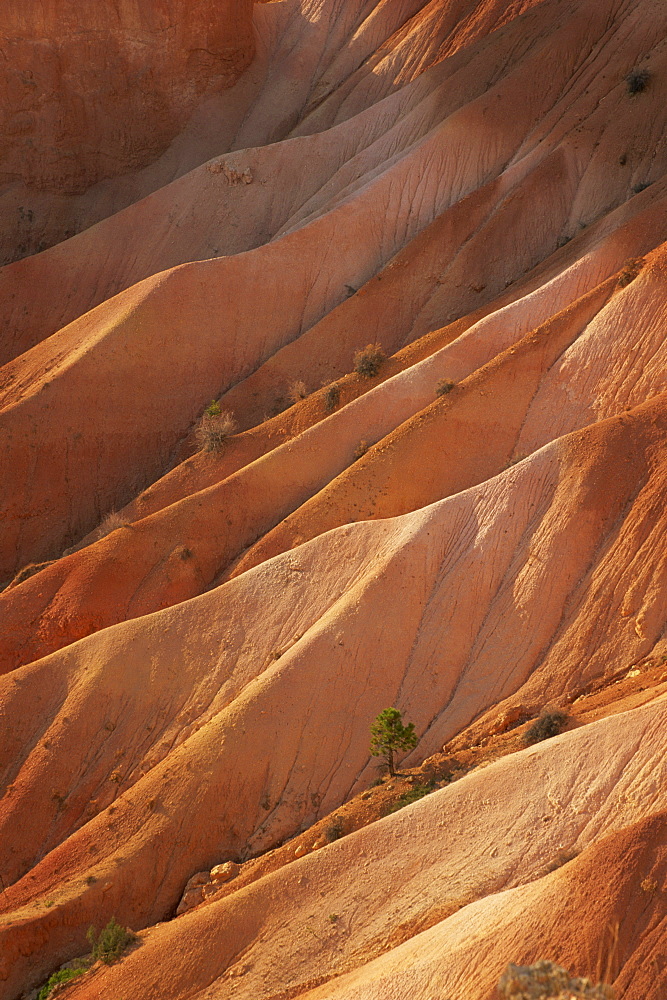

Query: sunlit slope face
left=1, top=0, right=666, bottom=581
left=0, top=0, right=546, bottom=266
left=1, top=0, right=667, bottom=998
left=1, top=400, right=666, bottom=996
left=43, top=725, right=667, bottom=1000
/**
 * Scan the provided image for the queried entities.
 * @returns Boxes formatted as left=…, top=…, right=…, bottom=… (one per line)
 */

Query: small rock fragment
left=210, top=861, right=240, bottom=883
left=176, top=885, right=205, bottom=915
left=489, top=704, right=526, bottom=736
left=207, top=161, right=253, bottom=184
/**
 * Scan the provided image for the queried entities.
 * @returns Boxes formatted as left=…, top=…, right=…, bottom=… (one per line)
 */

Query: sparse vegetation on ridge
left=617, top=256, right=646, bottom=286
left=97, top=510, right=130, bottom=537
left=323, top=383, right=340, bottom=412
left=195, top=410, right=238, bottom=452
left=287, top=379, right=308, bottom=404
left=172, top=653, right=665, bottom=927
left=523, top=710, right=568, bottom=745
left=436, top=379, right=455, bottom=396
left=498, top=959, right=614, bottom=999
left=387, top=782, right=435, bottom=813
left=352, top=439, right=368, bottom=461
left=35, top=918, right=135, bottom=997
left=3, top=559, right=55, bottom=591
left=37, top=966, right=86, bottom=1000
left=626, top=68, right=650, bottom=95
left=353, top=343, right=385, bottom=378
left=325, top=816, right=344, bottom=842
left=640, top=876, right=658, bottom=894
left=87, top=916, right=136, bottom=964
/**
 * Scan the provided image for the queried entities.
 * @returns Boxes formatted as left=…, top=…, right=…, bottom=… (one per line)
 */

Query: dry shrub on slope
left=498, top=960, right=614, bottom=999
left=354, top=343, right=386, bottom=378
left=195, top=411, right=238, bottom=453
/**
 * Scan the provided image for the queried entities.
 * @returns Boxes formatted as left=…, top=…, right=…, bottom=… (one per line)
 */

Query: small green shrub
left=523, top=710, right=568, bottom=746
left=353, top=343, right=385, bottom=378
left=37, top=967, right=85, bottom=1000
left=323, top=384, right=340, bottom=413
left=205, top=399, right=222, bottom=417
left=626, top=69, right=650, bottom=95
left=387, top=783, right=435, bottom=813
left=86, top=916, right=135, bottom=965
left=435, top=379, right=455, bottom=397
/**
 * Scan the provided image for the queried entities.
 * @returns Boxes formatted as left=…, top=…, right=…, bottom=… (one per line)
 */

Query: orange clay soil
left=0, top=0, right=546, bottom=344
left=9, top=694, right=666, bottom=1000
left=160, top=650, right=667, bottom=913
left=1, top=396, right=667, bottom=996
left=4, top=239, right=667, bottom=673
left=1, top=1, right=667, bottom=999
left=2, top=0, right=667, bottom=581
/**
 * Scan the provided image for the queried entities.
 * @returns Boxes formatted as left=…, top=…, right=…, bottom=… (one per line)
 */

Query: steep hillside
left=0, top=0, right=257, bottom=266
left=1, top=1, right=666, bottom=999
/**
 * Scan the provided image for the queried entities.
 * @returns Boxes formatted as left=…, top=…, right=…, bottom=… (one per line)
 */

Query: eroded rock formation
left=1, top=1, right=666, bottom=998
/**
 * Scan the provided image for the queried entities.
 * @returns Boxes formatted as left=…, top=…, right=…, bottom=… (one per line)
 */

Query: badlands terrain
left=1, top=0, right=666, bottom=997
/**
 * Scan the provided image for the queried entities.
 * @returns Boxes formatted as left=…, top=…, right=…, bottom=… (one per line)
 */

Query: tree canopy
left=369, top=707, right=418, bottom=776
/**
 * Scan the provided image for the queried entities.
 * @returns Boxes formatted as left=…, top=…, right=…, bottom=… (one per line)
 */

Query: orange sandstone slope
left=1, top=0, right=667, bottom=999
left=3, top=0, right=667, bottom=572
left=1, top=402, right=666, bottom=997
left=0, top=0, right=256, bottom=263
left=46, top=728, right=667, bottom=1000
left=0, top=0, right=545, bottom=277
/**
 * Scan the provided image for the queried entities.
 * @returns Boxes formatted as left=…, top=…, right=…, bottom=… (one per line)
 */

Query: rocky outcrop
left=176, top=862, right=241, bottom=915
left=175, top=871, right=210, bottom=916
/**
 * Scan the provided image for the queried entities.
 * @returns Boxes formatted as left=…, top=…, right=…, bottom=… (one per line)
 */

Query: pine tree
left=369, top=707, right=418, bottom=777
